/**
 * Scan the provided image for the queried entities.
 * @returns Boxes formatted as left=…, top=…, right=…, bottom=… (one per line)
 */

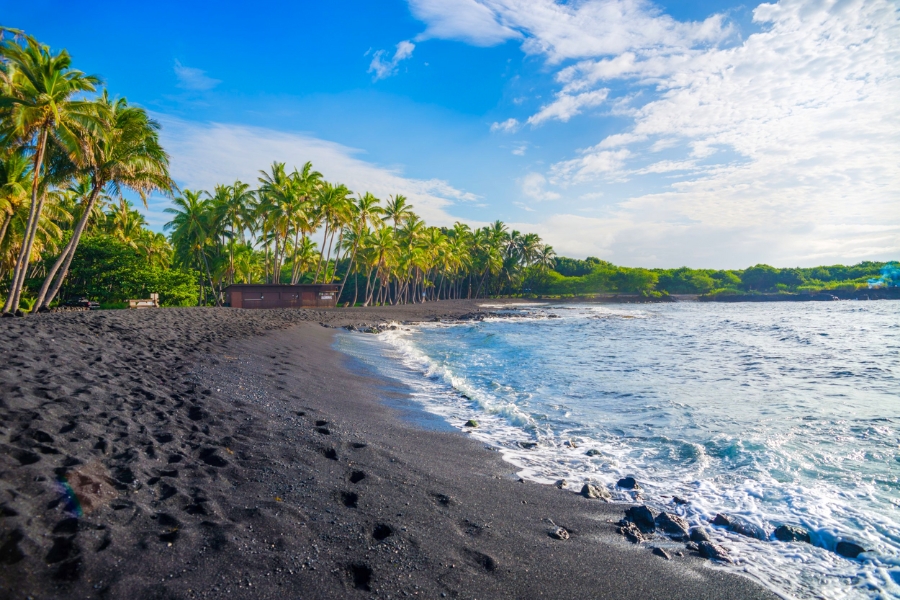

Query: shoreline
left=0, top=304, right=776, bottom=599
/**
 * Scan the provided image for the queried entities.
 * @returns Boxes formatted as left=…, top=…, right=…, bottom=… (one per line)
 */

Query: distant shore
left=0, top=303, right=776, bottom=599
left=523, top=286, right=900, bottom=304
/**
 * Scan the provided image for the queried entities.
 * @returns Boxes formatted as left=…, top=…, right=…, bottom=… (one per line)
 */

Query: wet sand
left=0, top=303, right=776, bottom=599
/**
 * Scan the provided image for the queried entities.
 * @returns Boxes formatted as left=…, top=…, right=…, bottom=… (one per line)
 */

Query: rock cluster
left=612, top=500, right=866, bottom=565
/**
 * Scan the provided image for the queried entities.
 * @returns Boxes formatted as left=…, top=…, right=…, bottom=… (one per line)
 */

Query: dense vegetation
left=532, top=258, right=897, bottom=297
left=0, top=29, right=893, bottom=313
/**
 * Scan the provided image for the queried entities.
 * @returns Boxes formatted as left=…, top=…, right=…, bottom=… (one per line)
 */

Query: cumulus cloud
left=490, top=117, right=520, bottom=133
left=408, top=0, right=519, bottom=46
left=409, top=0, right=730, bottom=60
left=527, top=89, right=609, bottom=126
left=154, top=116, right=474, bottom=226
left=174, top=60, right=221, bottom=91
left=368, top=40, right=416, bottom=80
left=521, top=172, right=561, bottom=201
left=550, top=149, right=631, bottom=183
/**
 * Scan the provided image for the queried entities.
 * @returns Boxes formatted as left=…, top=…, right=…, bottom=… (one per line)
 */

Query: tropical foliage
left=161, top=161, right=557, bottom=306
left=535, top=258, right=897, bottom=297
left=0, top=27, right=187, bottom=312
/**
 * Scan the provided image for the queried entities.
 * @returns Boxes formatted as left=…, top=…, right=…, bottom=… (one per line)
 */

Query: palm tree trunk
left=35, top=184, right=103, bottom=310
left=363, top=266, right=374, bottom=306
left=290, top=228, right=301, bottom=284
left=229, top=234, right=235, bottom=286
left=202, top=251, right=219, bottom=306
left=323, top=231, right=336, bottom=284
left=313, top=222, right=330, bottom=284
left=352, top=269, right=360, bottom=306
left=0, top=212, right=11, bottom=251
left=263, top=237, right=270, bottom=284
left=338, top=240, right=359, bottom=301
left=477, top=268, right=489, bottom=299
left=4, top=128, right=48, bottom=315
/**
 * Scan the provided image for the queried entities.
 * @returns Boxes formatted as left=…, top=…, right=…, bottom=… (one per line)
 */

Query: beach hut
left=224, top=284, right=341, bottom=309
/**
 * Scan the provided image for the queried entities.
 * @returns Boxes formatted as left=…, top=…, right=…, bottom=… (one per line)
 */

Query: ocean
left=336, top=301, right=900, bottom=599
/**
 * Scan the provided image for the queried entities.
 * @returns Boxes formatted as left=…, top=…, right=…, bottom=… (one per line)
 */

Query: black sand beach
left=0, top=303, right=777, bottom=599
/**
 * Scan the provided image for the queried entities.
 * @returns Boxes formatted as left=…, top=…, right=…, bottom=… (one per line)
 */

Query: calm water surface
left=337, top=301, right=900, bottom=598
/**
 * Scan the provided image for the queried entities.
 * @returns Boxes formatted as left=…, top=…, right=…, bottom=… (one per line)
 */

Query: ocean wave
left=337, top=301, right=900, bottom=599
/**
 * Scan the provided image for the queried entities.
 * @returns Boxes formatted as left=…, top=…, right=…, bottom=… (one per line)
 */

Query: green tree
left=0, top=31, right=101, bottom=314
left=34, top=93, right=171, bottom=310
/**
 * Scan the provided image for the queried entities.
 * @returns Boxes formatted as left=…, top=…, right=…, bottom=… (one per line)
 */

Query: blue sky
left=2, top=0, right=898, bottom=267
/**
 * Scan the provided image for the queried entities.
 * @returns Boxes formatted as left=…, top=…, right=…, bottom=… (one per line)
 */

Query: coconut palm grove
left=0, top=28, right=894, bottom=314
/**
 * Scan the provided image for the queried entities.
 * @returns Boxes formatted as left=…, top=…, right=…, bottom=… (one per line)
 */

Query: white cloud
left=521, top=172, right=561, bottom=201
left=154, top=116, right=473, bottom=226
left=408, top=0, right=519, bottom=46
left=597, top=132, right=646, bottom=149
left=368, top=40, right=416, bottom=80
left=550, top=149, right=631, bottom=183
left=527, top=89, right=609, bottom=126
left=174, top=60, right=221, bottom=91
left=513, top=201, right=536, bottom=212
left=408, top=0, right=730, bottom=60
left=464, top=0, right=899, bottom=266
left=490, top=118, right=520, bottom=133
left=511, top=143, right=528, bottom=156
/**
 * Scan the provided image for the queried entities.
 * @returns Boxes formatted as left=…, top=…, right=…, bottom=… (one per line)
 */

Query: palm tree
left=337, top=192, right=383, bottom=299
left=536, top=245, right=556, bottom=272
left=0, top=147, right=30, bottom=250
left=287, top=162, right=322, bottom=284
left=312, top=182, right=351, bottom=283
left=366, top=226, right=397, bottom=306
left=384, top=194, right=412, bottom=231
left=222, top=181, right=255, bottom=284
left=165, top=190, right=218, bottom=305
left=0, top=32, right=101, bottom=315
left=34, top=93, right=172, bottom=310
left=105, top=198, right=147, bottom=248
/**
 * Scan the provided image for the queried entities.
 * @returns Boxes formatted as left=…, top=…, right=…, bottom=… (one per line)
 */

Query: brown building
left=224, top=284, right=341, bottom=309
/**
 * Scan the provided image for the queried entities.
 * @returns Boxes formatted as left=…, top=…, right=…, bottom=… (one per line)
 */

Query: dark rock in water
left=730, top=518, right=768, bottom=540
left=685, top=541, right=700, bottom=552
left=774, top=525, right=811, bottom=544
left=580, top=483, right=611, bottom=501
left=712, top=513, right=767, bottom=540
left=836, top=540, right=867, bottom=559
left=698, top=541, right=731, bottom=563
left=673, top=496, right=689, bottom=505
left=617, top=521, right=644, bottom=543
left=585, top=449, right=602, bottom=457
left=518, top=441, right=538, bottom=449
left=652, top=547, right=672, bottom=560
left=464, top=420, right=479, bottom=428
left=712, top=513, right=732, bottom=527
left=554, top=479, right=567, bottom=489
left=655, top=512, right=689, bottom=538
left=625, top=505, right=656, bottom=532
left=617, top=476, right=641, bottom=490
left=550, top=527, right=569, bottom=540
left=689, top=527, right=710, bottom=543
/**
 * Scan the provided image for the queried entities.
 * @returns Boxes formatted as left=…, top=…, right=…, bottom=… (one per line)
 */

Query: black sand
left=0, top=303, right=777, bottom=599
